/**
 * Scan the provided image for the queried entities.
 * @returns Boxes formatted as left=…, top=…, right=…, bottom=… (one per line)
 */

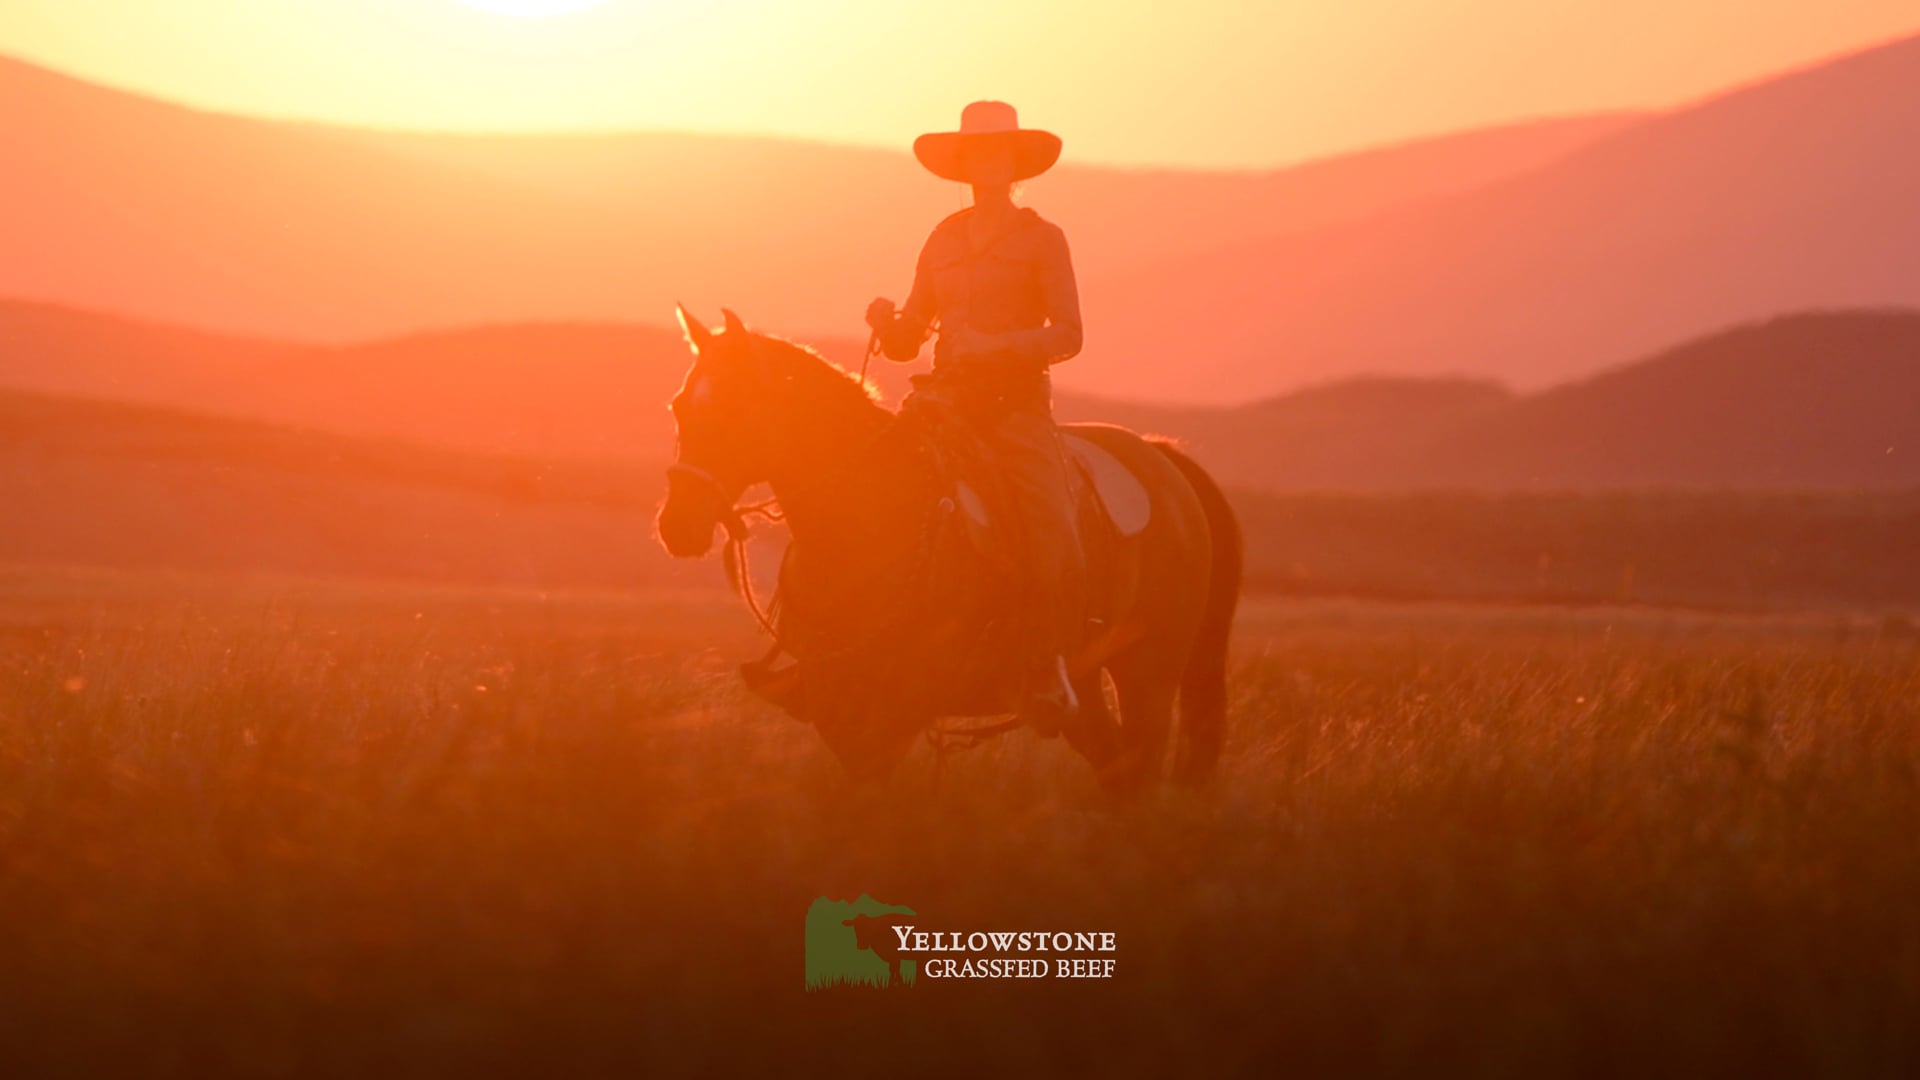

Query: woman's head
left=958, top=138, right=1018, bottom=191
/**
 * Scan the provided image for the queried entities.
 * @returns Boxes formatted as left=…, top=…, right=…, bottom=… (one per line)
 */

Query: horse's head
left=657, top=305, right=882, bottom=558
left=657, top=306, right=768, bottom=557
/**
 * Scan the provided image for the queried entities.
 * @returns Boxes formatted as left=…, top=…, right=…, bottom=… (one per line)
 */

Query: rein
left=859, top=330, right=880, bottom=387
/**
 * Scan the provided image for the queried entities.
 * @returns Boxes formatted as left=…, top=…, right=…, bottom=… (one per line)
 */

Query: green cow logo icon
left=804, top=895, right=917, bottom=990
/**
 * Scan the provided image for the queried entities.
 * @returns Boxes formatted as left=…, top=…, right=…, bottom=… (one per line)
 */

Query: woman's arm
left=997, top=224, right=1082, bottom=364
left=875, top=239, right=938, bottom=362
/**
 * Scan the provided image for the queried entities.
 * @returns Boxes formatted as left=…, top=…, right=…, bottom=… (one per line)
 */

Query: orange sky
left=5, top=0, right=1920, bottom=168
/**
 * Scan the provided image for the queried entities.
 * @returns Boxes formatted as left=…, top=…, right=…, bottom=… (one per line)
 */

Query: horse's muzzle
left=656, top=488, right=726, bottom=558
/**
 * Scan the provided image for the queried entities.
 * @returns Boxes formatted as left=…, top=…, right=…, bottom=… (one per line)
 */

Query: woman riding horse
left=655, top=104, right=1244, bottom=790
left=865, top=100, right=1085, bottom=732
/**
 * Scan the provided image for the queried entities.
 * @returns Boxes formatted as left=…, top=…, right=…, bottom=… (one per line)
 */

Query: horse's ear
left=721, top=308, right=748, bottom=339
left=675, top=303, right=712, bottom=355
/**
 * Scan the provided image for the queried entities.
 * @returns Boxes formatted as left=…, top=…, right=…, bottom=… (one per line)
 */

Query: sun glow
left=4, top=2, right=1920, bottom=167
left=456, top=0, right=607, bottom=16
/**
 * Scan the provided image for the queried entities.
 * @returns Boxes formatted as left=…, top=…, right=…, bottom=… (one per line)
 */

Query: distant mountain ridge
left=1404, top=310, right=1920, bottom=489
left=2, top=300, right=1916, bottom=491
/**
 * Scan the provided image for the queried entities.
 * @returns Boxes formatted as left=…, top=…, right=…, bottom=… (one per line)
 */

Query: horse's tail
left=1151, top=439, right=1242, bottom=784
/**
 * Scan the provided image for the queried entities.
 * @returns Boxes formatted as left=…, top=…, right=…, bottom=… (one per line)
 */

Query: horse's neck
left=763, top=381, right=934, bottom=639
left=770, top=401, right=920, bottom=554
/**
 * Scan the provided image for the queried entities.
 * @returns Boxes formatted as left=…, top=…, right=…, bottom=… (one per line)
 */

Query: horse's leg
left=1152, top=440, right=1242, bottom=786
left=1062, top=669, right=1125, bottom=788
left=1109, top=663, right=1178, bottom=792
left=1056, top=425, right=1235, bottom=792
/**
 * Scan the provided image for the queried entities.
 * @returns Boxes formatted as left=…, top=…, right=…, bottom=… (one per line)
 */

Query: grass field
left=1, top=568, right=1916, bottom=1075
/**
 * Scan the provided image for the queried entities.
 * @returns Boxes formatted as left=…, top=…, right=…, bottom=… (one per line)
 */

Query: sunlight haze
left=4, top=0, right=1918, bottom=167
left=456, top=0, right=608, bottom=16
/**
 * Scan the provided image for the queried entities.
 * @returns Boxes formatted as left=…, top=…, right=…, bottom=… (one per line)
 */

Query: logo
left=805, top=895, right=1119, bottom=991
left=805, top=894, right=919, bottom=990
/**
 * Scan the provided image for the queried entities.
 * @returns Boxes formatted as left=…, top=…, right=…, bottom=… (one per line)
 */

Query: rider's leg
left=994, top=408, right=1086, bottom=731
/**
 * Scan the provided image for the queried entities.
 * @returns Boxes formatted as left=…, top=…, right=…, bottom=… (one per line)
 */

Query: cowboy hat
left=913, top=101, right=1062, bottom=183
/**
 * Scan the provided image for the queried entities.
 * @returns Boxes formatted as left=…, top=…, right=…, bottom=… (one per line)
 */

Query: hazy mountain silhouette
left=1096, top=32, right=1920, bottom=402
left=0, top=52, right=1634, bottom=366
left=2, top=302, right=1915, bottom=491
left=1399, top=311, right=1920, bottom=490
left=1078, top=311, right=1920, bottom=490
left=1056, top=378, right=1516, bottom=490
left=0, top=302, right=737, bottom=460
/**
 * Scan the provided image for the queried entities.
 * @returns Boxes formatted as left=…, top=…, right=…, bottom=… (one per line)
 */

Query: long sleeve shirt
left=883, top=206, right=1083, bottom=413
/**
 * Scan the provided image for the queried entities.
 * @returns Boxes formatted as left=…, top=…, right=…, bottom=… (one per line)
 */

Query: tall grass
left=0, top=574, right=1915, bottom=1075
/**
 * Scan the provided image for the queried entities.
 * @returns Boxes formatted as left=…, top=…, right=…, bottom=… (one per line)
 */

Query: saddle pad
left=1063, top=433, right=1151, bottom=537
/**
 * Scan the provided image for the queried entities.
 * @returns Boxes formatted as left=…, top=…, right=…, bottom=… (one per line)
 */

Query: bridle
left=667, top=364, right=913, bottom=646
left=670, top=329, right=887, bottom=531
left=669, top=330, right=886, bottom=543
left=664, top=459, right=788, bottom=642
left=665, top=461, right=756, bottom=540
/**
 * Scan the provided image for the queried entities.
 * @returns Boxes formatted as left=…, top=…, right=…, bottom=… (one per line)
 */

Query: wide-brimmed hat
left=912, top=101, right=1062, bottom=183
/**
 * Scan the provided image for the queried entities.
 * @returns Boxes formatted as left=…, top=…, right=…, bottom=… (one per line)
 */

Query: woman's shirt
left=889, top=206, right=1084, bottom=385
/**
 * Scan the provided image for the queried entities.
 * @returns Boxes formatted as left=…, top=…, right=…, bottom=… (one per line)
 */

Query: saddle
left=898, top=375, right=1150, bottom=570
left=951, top=432, right=1150, bottom=559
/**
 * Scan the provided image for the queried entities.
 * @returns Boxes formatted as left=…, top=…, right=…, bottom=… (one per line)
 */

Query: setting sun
left=456, top=0, right=606, bottom=15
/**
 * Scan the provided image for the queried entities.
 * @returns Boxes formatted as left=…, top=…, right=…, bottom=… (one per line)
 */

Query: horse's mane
left=745, top=330, right=885, bottom=411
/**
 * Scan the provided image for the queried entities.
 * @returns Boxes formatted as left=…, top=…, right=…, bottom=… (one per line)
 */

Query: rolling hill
left=1398, top=311, right=1920, bottom=489
left=0, top=51, right=1634, bottom=393
left=1095, top=32, right=1920, bottom=401
left=2, top=301, right=1916, bottom=492
left=1055, top=377, right=1517, bottom=491
left=2, top=299, right=1517, bottom=469
left=4, top=382, right=1917, bottom=613
left=0, top=388, right=671, bottom=589
left=0, top=302, right=737, bottom=461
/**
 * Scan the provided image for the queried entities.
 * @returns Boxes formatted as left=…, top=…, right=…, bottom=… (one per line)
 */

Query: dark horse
left=655, top=307, right=1241, bottom=791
